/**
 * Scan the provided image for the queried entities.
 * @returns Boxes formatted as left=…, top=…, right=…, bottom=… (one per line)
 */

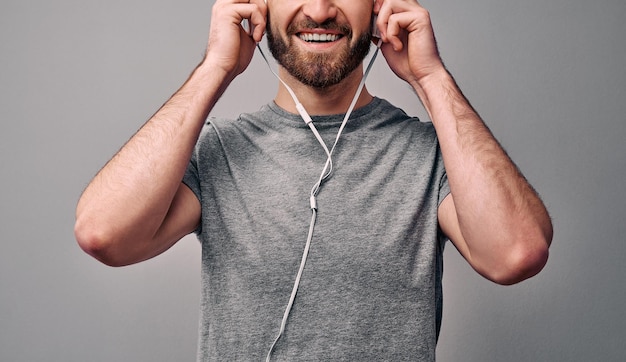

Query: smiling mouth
left=298, top=33, right=343, bottom=43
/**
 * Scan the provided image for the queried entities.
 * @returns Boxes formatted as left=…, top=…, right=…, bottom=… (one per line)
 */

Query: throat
left=276, top=74, right=373, bottom=116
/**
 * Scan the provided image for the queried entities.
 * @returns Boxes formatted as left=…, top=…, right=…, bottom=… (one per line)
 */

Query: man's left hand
left=374, top=0, right=445, bottom=88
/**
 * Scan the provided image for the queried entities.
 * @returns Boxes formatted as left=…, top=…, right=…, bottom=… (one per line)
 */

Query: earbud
left=371, top=14, right=381, bottom=38
left=371, top=0, right=381, bottom=38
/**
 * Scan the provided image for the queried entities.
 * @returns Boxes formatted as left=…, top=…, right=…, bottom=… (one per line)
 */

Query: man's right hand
left=203, top=0, right=267, bottom=80
left=75, top=1, right=267, bottom=267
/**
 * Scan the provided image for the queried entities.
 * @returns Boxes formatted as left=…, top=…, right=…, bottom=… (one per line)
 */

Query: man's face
left=266, top=0, right=373, bottom=89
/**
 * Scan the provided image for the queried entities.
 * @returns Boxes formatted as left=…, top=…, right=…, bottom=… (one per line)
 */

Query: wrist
left=408, top=66, right=449, bottom=116
left=197, top=56, right=235, bottom=84
left=410, top=66, right=451, bottom=94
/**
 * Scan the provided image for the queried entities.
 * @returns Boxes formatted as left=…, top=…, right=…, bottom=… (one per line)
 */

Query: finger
left=225, top=2, right=266, bottom=42
left=248, top=0, right=267, bottom=42
left=373, top=0, right=382, bottom=14
left=386, top=11, right=416, bottom=40
left=375, top=1, right=392, bottom=42
left=376, top=0, right=429, bottom=51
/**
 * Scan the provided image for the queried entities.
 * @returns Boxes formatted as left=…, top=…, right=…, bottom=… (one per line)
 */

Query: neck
left=274, top=65, right=373, bottom=116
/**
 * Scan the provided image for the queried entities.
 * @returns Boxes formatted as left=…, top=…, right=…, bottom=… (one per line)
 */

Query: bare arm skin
left=375, top=0, right=552, bottom=284
left=74, top=0, right=267, bottom=266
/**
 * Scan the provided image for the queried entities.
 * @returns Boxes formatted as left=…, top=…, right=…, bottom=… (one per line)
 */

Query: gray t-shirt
left=184, top=97, right=450, bottom=361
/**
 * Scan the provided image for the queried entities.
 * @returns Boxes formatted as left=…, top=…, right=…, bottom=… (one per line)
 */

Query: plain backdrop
left=1, top=0, right=625, bottom=361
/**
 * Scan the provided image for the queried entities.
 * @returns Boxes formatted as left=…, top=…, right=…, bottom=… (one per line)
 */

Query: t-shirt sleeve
left=436, top=139, right=451, bottom=206
left=435, top=142, right=451, bottom=246
left=438, top=170, right=450, bottom=206
left=182, top=140, right=202, bottom=235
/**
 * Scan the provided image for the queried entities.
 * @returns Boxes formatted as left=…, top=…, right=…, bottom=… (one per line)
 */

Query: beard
left=266, top=16, right=372, bottom=89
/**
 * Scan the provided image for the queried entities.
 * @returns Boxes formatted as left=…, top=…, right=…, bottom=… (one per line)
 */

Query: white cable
left=259, top=39, right=382, bottom=361
left=265, top=208, right=317, bottom=362
left=310, top=38, right=382, bottom=198
left=256, top=46, right=333, bottom=165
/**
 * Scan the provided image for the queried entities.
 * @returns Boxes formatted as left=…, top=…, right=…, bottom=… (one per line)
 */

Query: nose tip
left=302, top=0, right=338, bottom=24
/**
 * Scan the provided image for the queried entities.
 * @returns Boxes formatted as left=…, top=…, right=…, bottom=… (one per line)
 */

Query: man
left=75, top=0, right=552, bottom=360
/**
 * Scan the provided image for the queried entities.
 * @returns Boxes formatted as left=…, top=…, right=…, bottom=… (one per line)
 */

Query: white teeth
left=299, top=33, right=340, bottom=42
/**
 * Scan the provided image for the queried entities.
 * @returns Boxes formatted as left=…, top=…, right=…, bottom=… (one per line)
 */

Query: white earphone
left=251, top=2, right=383, bottom=360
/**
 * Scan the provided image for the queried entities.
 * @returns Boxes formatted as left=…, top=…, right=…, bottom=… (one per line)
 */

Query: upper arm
left=438, top=194, right=472, bottom=262
left=108, top=183, right=200, bottom=266
left=437, top=193, right=550, bottom=285
left=151, top=183, right=202, bottom=253
left=76, top=182, right=201, bottom=267
left=438, top=194, right=494, bottom=280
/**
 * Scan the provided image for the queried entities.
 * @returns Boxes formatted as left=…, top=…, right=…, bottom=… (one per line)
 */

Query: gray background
left=1, top=0, right=624, bottom=361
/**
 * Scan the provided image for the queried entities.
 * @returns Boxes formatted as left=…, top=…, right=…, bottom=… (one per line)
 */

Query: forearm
left=415, top=69, right=552, bottom=281
left=75, top=61, right=229, bottom=261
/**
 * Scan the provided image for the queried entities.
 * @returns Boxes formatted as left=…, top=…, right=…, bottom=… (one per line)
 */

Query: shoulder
left=199, top=103, right=302, bottom=139
left=195, top=108, right=266, bottom=143
left=366, top=98, right=438, bottom=142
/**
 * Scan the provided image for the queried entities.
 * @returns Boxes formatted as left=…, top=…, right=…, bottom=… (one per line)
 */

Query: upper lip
left=298, top=33, right=342, bottom=42
left=297, top=28, right=342, bottom=35
left=296, top=28, right=344, bottom=42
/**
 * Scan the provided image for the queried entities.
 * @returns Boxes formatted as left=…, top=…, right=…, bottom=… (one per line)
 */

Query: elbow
left=488, top=219, right=553, bottom=285
left=490, top=244, right=549, bottom=285
left=74, top=218, right=129, bottom=267
left=484, top=226, right=552, bottom=285
left=488, top=234, right=551, bottom=285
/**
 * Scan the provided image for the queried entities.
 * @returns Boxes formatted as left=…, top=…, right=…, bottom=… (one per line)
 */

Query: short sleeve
left=182, top=138, right=202, bottom=235
left=436, top=140, right=450, bottom=206
left=438, top=170, right=450, bottom=206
